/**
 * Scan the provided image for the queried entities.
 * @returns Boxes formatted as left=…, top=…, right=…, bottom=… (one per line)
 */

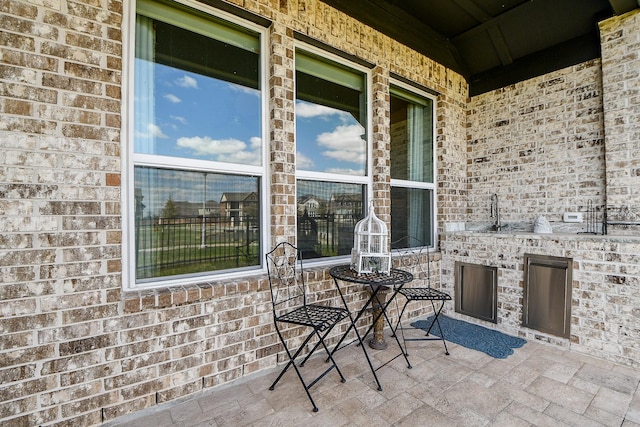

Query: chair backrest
left=265, top=242, right=306, bottom=314
left=391, top=236, right=431, bottom=287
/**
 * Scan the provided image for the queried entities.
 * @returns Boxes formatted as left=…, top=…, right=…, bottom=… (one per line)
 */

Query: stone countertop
left=442, top=230, right=640, bottom=242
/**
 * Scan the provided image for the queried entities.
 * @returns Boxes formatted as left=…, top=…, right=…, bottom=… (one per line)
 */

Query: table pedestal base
left=367, top=286, right=390, bottom=350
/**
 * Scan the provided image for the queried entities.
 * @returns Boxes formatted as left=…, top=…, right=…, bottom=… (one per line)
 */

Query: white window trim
left=293, top=42, right=373, bottom=266
left=294, top=42, right=374, bottom=193
left=121, top=0, right=270, bottom=291
left=389, top=78, right=438, bottom=248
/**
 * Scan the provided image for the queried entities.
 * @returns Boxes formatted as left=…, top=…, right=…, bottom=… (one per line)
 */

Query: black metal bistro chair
left=265, top=242, right=349, bottom=412
left=391, top=237, right=452, bottom=355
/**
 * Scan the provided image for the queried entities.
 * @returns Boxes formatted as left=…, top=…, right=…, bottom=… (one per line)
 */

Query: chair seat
left=277, top=304, right=349, bottom=332
left=399, top=287, right=451, bottom=301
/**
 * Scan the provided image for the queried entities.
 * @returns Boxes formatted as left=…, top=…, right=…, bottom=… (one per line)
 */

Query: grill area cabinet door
left=523, top=254, right=572, bottom=338
left=455, top=262, right=497, bottom=323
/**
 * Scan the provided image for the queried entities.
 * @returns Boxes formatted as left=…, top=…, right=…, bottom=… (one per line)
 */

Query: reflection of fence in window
left=135, top=215, right=259, bottom=279
left=296, top=213, right=360, bottom=259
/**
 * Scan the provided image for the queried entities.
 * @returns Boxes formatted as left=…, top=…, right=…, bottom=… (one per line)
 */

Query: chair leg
left=376, top=297, right=412, bottom=369
left=269, top=326, right=316, bottom=390
left=426, top=299, right=450, bottom=356
left=300, top=327, right=347, bottom=388
left=269, top=325, right=345, bottom=412
left=328, top=316, right=383, bottom=391
left=314, top=329, right=346, bottom=384
left=392, top=298, right=411, bottom=356
left=426, top=300, right=449, bottom=356
left=395, top=298, right=450, bottom=356
left=299, top=329, right=329, bottom=367
left=299, top=321, right=346, bottom=370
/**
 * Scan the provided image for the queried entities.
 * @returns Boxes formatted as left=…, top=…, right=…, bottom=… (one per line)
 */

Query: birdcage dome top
left=354, top=206, right=387, bottom=236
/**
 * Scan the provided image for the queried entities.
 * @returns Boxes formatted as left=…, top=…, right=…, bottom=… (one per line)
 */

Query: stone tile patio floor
left=108, top=322, right=640, bottom=427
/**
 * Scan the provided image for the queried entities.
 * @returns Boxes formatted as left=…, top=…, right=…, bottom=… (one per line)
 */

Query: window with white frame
left=294, top=48, right=370, bottom=260
left=389, top=83, right=436, bottom=247
left=128, top=0, right=266, bottom=286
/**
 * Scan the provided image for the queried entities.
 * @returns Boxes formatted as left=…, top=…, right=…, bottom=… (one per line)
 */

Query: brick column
left=371, top=66, right=391, bottom=226
left=599, top=10, right=640, bottom=223
left=267, top=23, right=296, bottom=247
left=436, top=91, right=468, bottom=230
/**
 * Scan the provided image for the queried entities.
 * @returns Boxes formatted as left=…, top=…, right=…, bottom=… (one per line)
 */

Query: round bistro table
left=329, top=264, right=413, bottom=391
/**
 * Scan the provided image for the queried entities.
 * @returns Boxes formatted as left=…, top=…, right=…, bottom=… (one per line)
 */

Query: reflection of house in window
left=329, top=193, right=362, bottom=218
left=163, top=200, right=220, bottom=217
left=297, top=194, right=321, bottom=217
left=172, top=201, right=200, bottom=217
left=198, top=200, right=220, bottom=217
left=220, top=192, right=258, bottom=222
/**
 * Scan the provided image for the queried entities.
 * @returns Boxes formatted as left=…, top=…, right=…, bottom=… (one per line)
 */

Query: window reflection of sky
left=133, top=64, right=368, bottom=214
left=134, top=61, right=262, bottom=166
left=134, top=62, right=367, bottom=176
left=295, top=100, right=366, bottom=176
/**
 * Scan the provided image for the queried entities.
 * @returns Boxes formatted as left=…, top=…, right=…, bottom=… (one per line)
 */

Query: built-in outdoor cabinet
left=523, top=254, right=573, bottom=338
left=455, top=262, right=498, bottom=323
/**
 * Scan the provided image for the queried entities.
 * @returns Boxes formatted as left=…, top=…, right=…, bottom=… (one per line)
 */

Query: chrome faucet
left=490, top=193, right=501, bottom=231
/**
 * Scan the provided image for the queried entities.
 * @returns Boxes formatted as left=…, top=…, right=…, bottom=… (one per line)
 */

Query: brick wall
left=0, top=0, right=464, bottom=425
left=466, top=60, right=606, bottom=226
left=465, top=9, right=640, bottom=235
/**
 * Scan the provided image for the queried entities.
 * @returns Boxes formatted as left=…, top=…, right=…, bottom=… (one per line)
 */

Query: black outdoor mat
left=411, top=315, right=526, bottom=359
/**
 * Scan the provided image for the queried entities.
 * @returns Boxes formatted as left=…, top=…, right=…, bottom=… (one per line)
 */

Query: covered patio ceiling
left=321, top=0, right=639, bottom=95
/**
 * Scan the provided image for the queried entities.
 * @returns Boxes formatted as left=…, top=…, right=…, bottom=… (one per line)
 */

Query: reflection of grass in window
left=137, top=244, right=260, bottom=278
left=136, top=222, right=260, bottom=278
left=316, top=245, right=338, bottom=257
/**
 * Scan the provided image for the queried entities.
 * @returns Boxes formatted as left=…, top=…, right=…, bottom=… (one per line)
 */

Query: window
left=294, top=48, right=369, bottom=260
left=127, top=0, right=266, bottom=287
left=390, top=84, right=436, bottom=247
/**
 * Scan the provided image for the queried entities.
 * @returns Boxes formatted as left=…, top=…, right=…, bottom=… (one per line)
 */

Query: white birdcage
left=350, top=203, right=391, bottom=274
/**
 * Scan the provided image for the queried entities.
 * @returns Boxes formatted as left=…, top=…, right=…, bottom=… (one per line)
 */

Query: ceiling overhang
left=321, top=0, right=639, bottom=96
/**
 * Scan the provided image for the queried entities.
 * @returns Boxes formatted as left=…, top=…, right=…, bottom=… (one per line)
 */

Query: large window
left=390, top=84, right=436, bottom=247
left=127, top=0, right=266, bottom=287
left=295, top=48, right=369, bottom=260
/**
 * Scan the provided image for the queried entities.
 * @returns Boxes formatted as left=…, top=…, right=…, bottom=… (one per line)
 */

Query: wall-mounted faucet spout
left=490, top=193, right=501, bottom=231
